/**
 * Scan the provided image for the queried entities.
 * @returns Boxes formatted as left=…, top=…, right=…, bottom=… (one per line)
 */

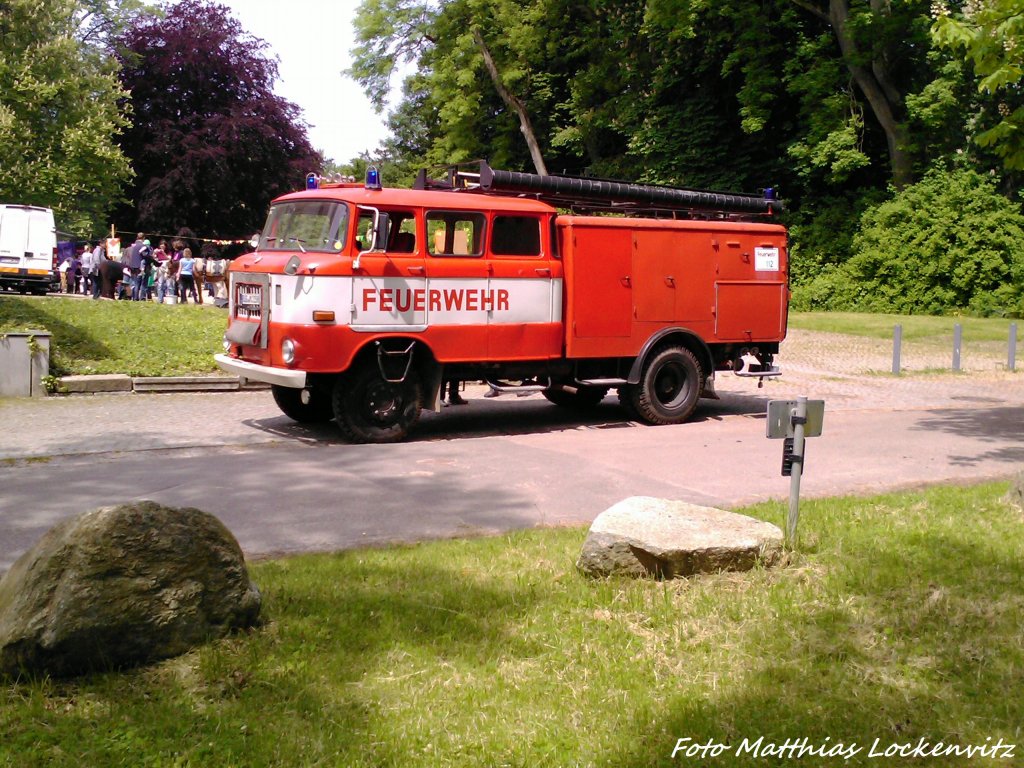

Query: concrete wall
left=0, top=332, right=51, bottom=397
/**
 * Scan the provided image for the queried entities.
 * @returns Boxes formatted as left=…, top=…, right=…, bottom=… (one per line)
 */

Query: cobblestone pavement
left=751, top=328, right=1022, bottom=411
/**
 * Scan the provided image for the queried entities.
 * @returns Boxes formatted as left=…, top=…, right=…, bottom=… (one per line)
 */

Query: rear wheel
left=630, top=345, right=703, bottom=425
left=271, top=384, right=334, bottom=423
left=542, top=386, right=609, bottom=409
left=333, top=361, right=422, bottom=443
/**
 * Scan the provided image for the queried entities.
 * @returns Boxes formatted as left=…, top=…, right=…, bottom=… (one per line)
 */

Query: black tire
left=271, top=384, right=334, bottom=423
left=332, top=361, right=421, bottom=443
left=630, top=345, right=703, bottom=425
left=542, top=386, right=609, bottom=409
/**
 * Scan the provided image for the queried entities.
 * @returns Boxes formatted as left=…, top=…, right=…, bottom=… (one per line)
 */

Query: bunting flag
left=112, top=230, right=252, bottom=247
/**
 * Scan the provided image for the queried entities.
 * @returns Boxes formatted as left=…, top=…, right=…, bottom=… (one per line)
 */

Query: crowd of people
left=55, top=232, right=229, bottom=303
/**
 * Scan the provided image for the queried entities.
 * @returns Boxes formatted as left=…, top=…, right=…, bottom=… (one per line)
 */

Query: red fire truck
left=215, top=162, right=788, bottom=442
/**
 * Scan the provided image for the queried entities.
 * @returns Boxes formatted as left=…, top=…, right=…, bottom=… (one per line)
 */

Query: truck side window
left=426, top=211, right=485, bottom=257
left=388, top=214, right=417, bottom=253
left=491, top=216, right=541, bottom=256
left=356, top=210, right=417, bottom=252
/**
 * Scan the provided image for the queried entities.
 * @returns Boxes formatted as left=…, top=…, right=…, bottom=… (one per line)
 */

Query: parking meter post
left=786, top=396, right=808, bottom=548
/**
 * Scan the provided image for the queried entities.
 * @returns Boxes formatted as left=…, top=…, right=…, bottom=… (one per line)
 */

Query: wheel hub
left=365, top=383, right=401, bottom=423
left=655, top=365, right=686, bottom=405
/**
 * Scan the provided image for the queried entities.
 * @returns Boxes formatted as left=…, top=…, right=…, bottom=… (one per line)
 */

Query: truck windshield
left=258, top=201, right=348, bottom=253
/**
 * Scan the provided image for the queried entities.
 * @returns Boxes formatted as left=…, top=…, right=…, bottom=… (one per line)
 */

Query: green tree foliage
left=74, top=0, right=153, bottom=47
left=351, top=0, right=636, bottom=177
left=795, top=165, right=1024, bottom=315
left=0, top=0, right=133, bottom=236
left=114, top=0, right=320, bottom=238
left=351, top=0, right=948, bottom=189
left=933, top=0, right=1024, bottom=170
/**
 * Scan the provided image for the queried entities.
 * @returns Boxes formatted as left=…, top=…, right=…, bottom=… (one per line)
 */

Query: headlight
left=281, top=338, right=295, bottom=364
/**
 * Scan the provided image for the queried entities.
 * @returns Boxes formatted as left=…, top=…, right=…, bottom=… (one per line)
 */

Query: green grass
left=2, top=482, right=1022, bottom=767
left=790, top=311, right=1019, bottom=342
left=0, top=295, right=226, bottom=377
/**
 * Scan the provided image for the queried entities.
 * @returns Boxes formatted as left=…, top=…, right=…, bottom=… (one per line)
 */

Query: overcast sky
left=212, top=0, right=399, bottom=165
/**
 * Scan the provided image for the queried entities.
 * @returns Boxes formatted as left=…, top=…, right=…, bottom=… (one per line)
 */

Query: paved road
left=2, top=347, right=1023, bottom=572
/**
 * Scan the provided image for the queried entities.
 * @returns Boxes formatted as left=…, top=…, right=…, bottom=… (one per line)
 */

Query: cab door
left=422, top=209, right=491, bottom=360
left=350, top=208, right=427, bottom=331
left=485, top=213, right=561, bottom=360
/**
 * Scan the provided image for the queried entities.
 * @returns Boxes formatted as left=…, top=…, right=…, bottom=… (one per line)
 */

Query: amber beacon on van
left=215, top=162, right=789, bottom=443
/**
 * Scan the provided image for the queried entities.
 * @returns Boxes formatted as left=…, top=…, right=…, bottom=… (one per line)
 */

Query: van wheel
left=631, top=346, right=703, bottom=425
left=543, top=386, right=609, bottom=409
left=271, top=384, right=334, bottom=423
left=333, top=361, right=421, bottom=443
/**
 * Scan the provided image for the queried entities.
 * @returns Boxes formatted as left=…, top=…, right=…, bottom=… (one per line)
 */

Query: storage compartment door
left=571, top=228, right=632, bottom=338
left=715, top=281, right=787, bottom=341
left=632, top=231, right=677, bottom=321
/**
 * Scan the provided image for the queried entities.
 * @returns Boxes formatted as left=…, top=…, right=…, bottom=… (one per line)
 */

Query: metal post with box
left=767, top=397, right=824, bottom=546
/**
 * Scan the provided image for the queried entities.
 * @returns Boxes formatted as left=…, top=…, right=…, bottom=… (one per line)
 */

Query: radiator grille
left=235, top=283, right=263, bottom=320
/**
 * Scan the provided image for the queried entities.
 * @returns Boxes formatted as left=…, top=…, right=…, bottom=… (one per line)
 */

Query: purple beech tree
left=114, top=0, right=321, bottom=238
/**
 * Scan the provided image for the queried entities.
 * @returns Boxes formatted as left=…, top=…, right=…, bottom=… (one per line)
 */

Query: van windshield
left=258, top=201, right=348, bottom=253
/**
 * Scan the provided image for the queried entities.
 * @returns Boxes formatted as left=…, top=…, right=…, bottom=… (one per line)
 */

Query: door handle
left=665, top=276, right=675, bottom=286
left=535, top=268, right=551, bottom=277
left=406, top=266, right=425, bottom=276
left=620, top=276, right=631, bottom=287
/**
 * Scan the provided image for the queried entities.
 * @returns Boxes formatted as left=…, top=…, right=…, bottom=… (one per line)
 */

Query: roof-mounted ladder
left=413, top=161, right=783, bottom=219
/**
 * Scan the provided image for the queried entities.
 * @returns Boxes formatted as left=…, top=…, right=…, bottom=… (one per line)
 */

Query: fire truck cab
left=215, top=163, right=788, bottom=443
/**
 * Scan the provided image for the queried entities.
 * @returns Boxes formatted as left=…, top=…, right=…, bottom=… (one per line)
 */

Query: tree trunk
left=472, top=29, right=549, bottom=176
left=792, top=0, right=914, bottom=188
left=828, top=0, right=913, bottom=188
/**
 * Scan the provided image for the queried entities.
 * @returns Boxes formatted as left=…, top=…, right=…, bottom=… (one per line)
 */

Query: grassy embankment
left=788, top=311, right=1018, bottom=342
left=0, top=294, right=225, bottom=377
left=2, top=482, right=1022, bottom=767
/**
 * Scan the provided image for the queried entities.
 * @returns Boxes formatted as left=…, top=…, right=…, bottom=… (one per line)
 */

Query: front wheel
left=333, top=362, right=422, bottom=443
left=629, top=345, right=703, bottom=425
left=271, top=384, right=334, bottom=423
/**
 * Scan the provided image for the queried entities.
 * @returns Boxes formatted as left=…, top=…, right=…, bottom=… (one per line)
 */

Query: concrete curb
left=58, top=374, right=269, bottom=394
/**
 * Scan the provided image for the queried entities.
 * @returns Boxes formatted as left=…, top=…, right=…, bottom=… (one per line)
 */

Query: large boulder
left=0, top=501, right=261, bottom=678
left=577, top=496, right=783, bottom=578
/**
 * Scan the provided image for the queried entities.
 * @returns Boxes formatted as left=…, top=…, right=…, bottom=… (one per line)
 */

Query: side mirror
left=372, top=212, right=390, bottom=251
left=249, top=233, right=260, bottom=249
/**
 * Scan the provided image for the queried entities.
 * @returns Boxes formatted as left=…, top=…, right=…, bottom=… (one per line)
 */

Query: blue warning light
left=366, top=166, right=382, bottom=190
left=306, top=173, right=319, bottom=190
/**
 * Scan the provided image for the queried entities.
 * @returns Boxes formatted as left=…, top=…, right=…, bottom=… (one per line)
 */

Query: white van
left=0, top=204, right=57, bottom=294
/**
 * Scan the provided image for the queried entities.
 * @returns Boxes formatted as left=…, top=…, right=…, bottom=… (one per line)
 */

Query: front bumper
left=0, top=269, right=52, bottom=289
left=214, top=353, right=307, bottom=388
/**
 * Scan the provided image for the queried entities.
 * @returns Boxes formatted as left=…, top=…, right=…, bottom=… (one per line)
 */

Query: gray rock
left=577, top=496, right=783, bottom=578
left=0, top=501, right=261, bottom=678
